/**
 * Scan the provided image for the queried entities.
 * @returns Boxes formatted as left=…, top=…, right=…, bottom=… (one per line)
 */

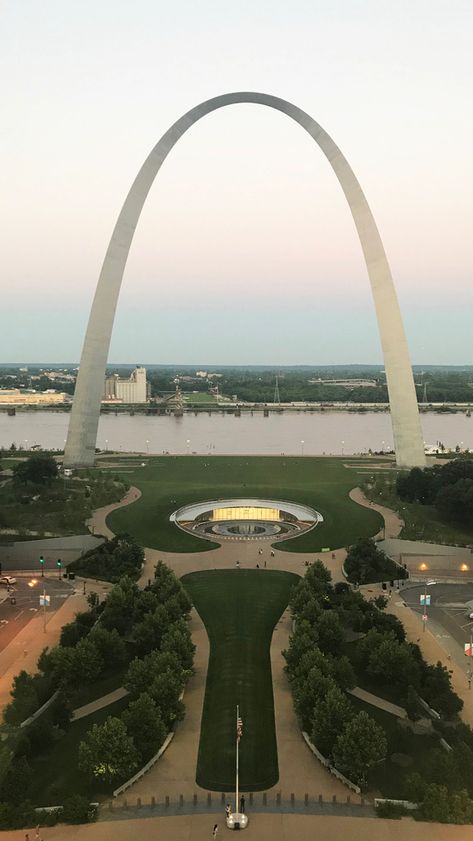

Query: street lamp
left=24, top=439, right=28, bottom=450
left=301, top=440, right=304, bottom=456
left=146, top=439, right=150, bottom=454
left=341, top=440, right=345, bottom=455
left=186, top=439, right=191, bottom=455
left=28, top=577, right=48, bottom=633
left=105, top=439, right=109, bottom=451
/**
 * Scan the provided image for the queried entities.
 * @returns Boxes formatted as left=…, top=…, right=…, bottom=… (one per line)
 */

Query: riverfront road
left=402, top=583, right=473, bottom=654
left=0, top=574, right=74, bottom=653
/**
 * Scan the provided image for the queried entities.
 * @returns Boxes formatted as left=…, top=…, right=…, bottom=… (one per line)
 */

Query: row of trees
left=397, top=460, right=473, bottom=527
left=284, top=562, right=387, bottom=787
left=285, top=561, right=467, bottom=804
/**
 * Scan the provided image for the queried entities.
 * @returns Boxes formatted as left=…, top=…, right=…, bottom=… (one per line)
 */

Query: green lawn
left=28, top=696, right=130, bottom=806
left=106, top=455, right=383, bottom=553
left=182, top=569, right=299, bottom=791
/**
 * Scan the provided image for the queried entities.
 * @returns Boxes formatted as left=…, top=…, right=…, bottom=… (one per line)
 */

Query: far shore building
left=102, top=366, right=149, bottom=404
left=0, top=389, right=70, bottom=405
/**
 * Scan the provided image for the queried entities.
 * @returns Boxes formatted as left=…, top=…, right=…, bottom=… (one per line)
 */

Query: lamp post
left=146, top=439, right=150, bottom=454
left=301, top=440, right=304, bottom=456
left=28, top=578, right=48, bottom=633
left=341, top=440, right=345, bottom=455
left=186, top=439, right=191, bottom=455
left=105, top=439, right=108, bottom=451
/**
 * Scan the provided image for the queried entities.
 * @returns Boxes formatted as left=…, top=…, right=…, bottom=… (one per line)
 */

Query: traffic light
left=39, top=555, right=44, bottom=576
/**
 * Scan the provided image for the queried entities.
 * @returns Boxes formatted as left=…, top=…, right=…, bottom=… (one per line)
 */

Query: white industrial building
left=103, top=366, right=148, bottom=403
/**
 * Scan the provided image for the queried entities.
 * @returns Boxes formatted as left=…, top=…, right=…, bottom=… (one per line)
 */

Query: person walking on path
left=236, top=560, right=240, bottom=570
left=240, top=794, right=246, bottom=813
left=212, top=823, right=218, bottom=838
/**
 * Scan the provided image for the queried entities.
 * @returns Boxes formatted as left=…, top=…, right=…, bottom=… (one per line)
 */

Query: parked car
left=0, top=576, right=17, bottom=587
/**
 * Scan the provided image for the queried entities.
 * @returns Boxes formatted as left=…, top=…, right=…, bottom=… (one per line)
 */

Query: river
left=0, top=410, right=472, bottom=456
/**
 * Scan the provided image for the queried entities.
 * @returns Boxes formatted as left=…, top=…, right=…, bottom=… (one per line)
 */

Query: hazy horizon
left=2, top=1, right=472, bottom=364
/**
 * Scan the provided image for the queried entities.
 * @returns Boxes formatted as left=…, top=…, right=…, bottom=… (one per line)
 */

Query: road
left=0, top=573, right=75, bottom=652
left=403, top=582, right=473, bottom=655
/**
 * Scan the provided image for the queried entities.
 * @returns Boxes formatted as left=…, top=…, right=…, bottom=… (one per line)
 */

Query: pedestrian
left=212, top=823, right=219, bottom=838
left=256, top=563, right=259, bottom=569
left=236, top=560, right=240, bottom=569
left=25, top=834, right=29, bottom=841
left=35, top=827, right=40, bottom=840
left=240, top=794, right=246, bottom=813
left=270, top=550, right=275, bottom=558
left=225, top=803, right=232, bottom=818
left=264, top=560, right=267, bottom=568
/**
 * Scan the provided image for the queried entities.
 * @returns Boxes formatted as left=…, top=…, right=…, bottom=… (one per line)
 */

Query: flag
left=237, top=716, right=243, bottom=741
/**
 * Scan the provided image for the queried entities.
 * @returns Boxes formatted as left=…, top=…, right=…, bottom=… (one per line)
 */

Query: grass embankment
left=360, top=472, right=473, bottom=546
left=182, top=569, right=299, bottom=791
left=28, top=696, right=130, bottom=805
left=106, top=455, right=382, bottom=553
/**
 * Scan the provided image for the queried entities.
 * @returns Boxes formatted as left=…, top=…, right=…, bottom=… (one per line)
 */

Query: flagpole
left=235, top=704, right=239, bottom=815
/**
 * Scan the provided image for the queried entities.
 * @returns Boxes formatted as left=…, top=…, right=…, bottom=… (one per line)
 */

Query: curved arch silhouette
left=64, top=92, right=425, bottom=468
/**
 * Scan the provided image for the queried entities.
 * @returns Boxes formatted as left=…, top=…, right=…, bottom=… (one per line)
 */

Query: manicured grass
left=182, top=569, right=299, bottom=791
left=28, top=696, right=130, bottom=806
left=106, top=455, right=383, bottom=553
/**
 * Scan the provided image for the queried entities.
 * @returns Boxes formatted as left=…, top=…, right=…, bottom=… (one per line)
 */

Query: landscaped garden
left=0, top=556, right=194, bottom=827
left=285, top=561, right=473, bottom=823
left=105, top=455, right=383, bottom=553
left=360, top=458, right=473, bottom=547
left=182, top=568, right=299, bottom=791
left=0, top=452, right=129, bottom=538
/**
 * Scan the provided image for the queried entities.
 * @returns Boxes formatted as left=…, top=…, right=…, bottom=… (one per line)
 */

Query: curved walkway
left=87, top=485, right=142, bottom=539
left=349, top=487, right=404, bottom=540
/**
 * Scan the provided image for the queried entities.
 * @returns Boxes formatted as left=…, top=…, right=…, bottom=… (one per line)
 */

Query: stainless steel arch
left=64, top=92, right=425, bottom=468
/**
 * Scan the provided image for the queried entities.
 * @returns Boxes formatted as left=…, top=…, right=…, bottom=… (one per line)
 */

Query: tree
left=13, top=453, right=58, bottom=486
left=148, top=671, right=184, bottom=727
left=88, top=625, right=127, bottom=668
left=122, top=692, right=167, bottom=762
left=283, top=620, right=319, bottom=673
left=161, top=620, right=195, bottom=671
left=125, top=650, right=188, bottom=698
left=72, top=637, right=104, bottom=683
left=422, top=661, right=463, bottom=718
left=344, top=538, right=406, bottom=585
left=317, top=611, right=344, bottom=655
left=333, top=711, right=387, bottom=787
left=132, top=604, right=173, bottom=655
left=294, top=669, right=337, bottom=731
left=3, top=671, right=39, bottom=725
left=100, top=576, right=140, bottom=634
left=78, top=716, right=139, bottom=784
left=149, top=561, right=191, bottom=613
left=311, top=685, right=353, bottom=758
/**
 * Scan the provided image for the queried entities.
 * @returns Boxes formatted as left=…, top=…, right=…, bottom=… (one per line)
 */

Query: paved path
left=4, top=812, right=473, bottom=841
left=72, top=687, right=129, bottom=721
left=349, top=487, right=404, bottom=539
left=348, top=686, right=407, bottom=719
left=87, top=485, right=142, bottom=539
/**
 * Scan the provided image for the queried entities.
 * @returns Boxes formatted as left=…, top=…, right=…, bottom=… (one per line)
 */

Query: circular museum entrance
left=170, top=498, right=323, bottom=542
